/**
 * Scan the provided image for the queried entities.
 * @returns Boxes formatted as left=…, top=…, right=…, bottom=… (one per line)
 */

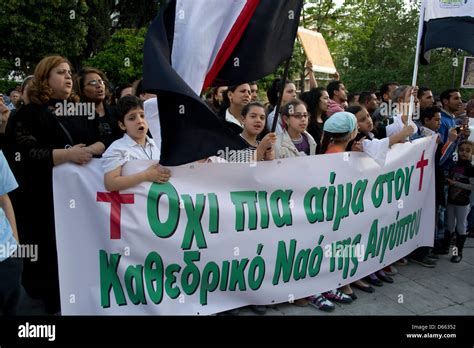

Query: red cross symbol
left=97, top=192, right=135, bottom=239
left=416, top=151, right=429, bottom=191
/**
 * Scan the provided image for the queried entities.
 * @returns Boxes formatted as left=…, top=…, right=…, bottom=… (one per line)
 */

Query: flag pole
left=271, top=57, right=292, bottom=133
left=408, top=0, right=426, bottom=123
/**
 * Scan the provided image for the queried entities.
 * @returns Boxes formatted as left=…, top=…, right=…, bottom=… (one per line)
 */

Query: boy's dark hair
left=440, top=88, right=459, bottom=106
left=459, top=140, right=473, bottom=150
left=327, top=80, right=343, bottom=99
left=241, top=101, right=265, bottom=117
left=420, top=106, right=441, bottom=124
left=346, top=105, right=363, bottom=115
left=117, top=95, right=144, bottom=124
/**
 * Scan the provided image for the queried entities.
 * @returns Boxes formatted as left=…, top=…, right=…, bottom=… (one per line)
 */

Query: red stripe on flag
left=202, top=0, right=260, bottom=90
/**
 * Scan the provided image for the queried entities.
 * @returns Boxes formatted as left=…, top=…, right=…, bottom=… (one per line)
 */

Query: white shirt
left=420, top=126, right=437, bottom=137
left=225, top=109, right=243, bottom=129
left=362, top=137, right=390, bottom=166
left=102, top=133, right=160, bottom=173
left=265, top=109, right=284, bottom=135
left=386, top=111, right=418, bottom=137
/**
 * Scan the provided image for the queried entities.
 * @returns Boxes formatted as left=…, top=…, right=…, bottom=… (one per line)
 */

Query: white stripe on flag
left=171, top=0, right=247, bottom=94
left=424, top=0, right=474, bottom=22
left=144, top=97, right=162, bottom=161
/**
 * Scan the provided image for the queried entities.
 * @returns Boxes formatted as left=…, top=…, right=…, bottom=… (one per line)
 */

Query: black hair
left=347, top=92, right=360, bottom=104
left=380, top=82, right=399, bottom=102
left=266, top=78, right=291, bottom=107
left=134, top=79, right=144, bottom=97
left=459, top=140, right=473, bottom=147
left=420, top=106, right=442, bottom=125
left=117, top=95, right=144, bottom=124
left=74, top=67, right=111, bottom=102
left=115, top=83, right=133, bottom=100
left=211, top=86, right=224, bottom=110
left=346, top=105, right=363, bottom=115
left=299, top=87, right=327, bottom=122
left=358, top=91, right=374, bottom=105
left=218, top=84, right=250, bottom=117
left=440, top=89, right=460, bottom=106
left=281, top=99, right=307, bottom=117
left=327, top=80, right=343, bottom=99
left=417, top=87, right=431, bottom=99
left=241, top=101, right=265, bottom=117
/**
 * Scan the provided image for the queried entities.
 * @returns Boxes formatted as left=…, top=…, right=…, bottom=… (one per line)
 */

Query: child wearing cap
left=320, top=111, right=359, bottom=154
left=307, top=112, right=359, bottom=311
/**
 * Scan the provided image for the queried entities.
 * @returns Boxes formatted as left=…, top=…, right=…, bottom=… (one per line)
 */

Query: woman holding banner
left=6, top=55, right=103, bottom=314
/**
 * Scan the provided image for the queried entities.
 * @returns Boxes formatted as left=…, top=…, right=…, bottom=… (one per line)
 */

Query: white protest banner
left=53, top=136, right=436, bottom=315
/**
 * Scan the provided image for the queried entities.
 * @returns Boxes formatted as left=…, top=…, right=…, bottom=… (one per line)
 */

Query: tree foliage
left=0, top=0, right=89, bottom=74
left=0, top=0, right=472, bottom=99
left=84, top=28, right=147, bottom=87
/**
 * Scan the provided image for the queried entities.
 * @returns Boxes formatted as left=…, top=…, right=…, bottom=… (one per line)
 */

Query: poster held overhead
left=297, top=28, right=336, bottom=75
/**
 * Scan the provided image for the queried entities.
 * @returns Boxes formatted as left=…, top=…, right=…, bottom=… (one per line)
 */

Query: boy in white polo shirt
left=102, top=96, right=170, bottom=191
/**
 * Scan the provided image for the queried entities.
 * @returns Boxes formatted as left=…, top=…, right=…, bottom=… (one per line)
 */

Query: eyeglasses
left=86, top=79, right=105, bottom=87
left=290, top=113, right=309, bottom=119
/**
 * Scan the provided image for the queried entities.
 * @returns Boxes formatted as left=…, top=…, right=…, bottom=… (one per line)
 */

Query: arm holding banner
left=104, top=164, right=170, bottom=192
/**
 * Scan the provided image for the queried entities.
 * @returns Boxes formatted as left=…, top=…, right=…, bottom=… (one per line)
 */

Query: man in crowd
left=438, top=89, right=464, bottom=144
left=372, top=82, right=399, bottom=127
left=359, top=91, right=379, bottom=117
left=250, top=82, right=259, bottom=102
left=418, top=87, right=434, bottom=110
left=327, top=80, right=348, bottom=117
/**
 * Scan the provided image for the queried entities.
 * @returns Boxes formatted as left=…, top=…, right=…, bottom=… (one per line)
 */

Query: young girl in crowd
left=272, top=99, right=333, bottom=311
left=311, top=112, right=360, bottom=310
left=445, top=141, right=474, bottom=263
left=229, top=101, right=276, bottom=163
left=299, top=87, right=330, bottom=152
left=347, top=105, right=414, bottom=166
left=102, top=95, right=170, bottom=191
left=275, top=99, right=317, bottom=158
left=346, top=105, right=414, bottom=286
left=223, top=102, right=275, bottom=315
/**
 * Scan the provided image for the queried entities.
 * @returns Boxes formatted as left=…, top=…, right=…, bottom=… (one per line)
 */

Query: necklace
left=140, top=142, right=152, bottom=160
left=292, top=134, right=304, bottom=144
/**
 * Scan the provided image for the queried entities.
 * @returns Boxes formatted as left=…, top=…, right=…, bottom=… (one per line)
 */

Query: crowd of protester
left=0, top=54, right=473, bottom=316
